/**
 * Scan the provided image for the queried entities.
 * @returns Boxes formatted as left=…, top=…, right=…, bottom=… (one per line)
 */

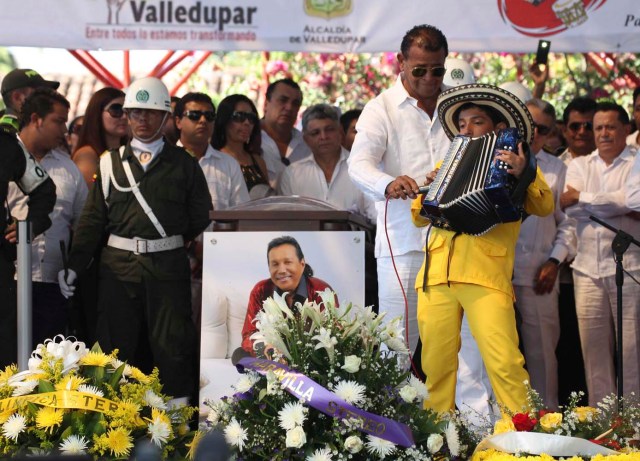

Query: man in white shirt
left=278, top=104, right=367, bottom=216
left=626, top=87, right=640, bottom=150
left=175, top=92, right=249, bottom=210
left=260, top=78, right=311, bottom=189
left=8, top=88, right=88, bottom=347
left=348, top=25, right=451, bottom=355
left=175, top=92, right=249, bottom=327
left=513, top=99, right=575, bottom=409
left=561, top=101, right=640, bottom=405
left=555, top=96, right=596, bottom=404
left=559, top=97, right=597, bottom=166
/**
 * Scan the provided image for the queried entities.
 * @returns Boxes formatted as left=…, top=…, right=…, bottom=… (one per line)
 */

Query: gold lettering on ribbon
left=0, top=391, right=146, bottom=426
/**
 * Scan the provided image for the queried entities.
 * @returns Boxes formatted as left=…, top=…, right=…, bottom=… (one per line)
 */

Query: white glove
left=58, top=269, right=77, bottom=299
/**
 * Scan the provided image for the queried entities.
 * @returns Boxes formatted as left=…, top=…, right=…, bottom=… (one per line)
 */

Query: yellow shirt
left=412, top=167, right=554, bottom=297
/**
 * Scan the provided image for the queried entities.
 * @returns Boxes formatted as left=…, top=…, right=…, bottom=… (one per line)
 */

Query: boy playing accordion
left=411, top=83, right=554, bottom=417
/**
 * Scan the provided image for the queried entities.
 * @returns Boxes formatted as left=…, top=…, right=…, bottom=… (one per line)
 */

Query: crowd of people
left=1, top=22, right=639, bottom=419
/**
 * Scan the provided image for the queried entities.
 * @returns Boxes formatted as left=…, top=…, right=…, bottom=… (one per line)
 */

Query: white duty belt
left=107, top=234, right=184, bottom=255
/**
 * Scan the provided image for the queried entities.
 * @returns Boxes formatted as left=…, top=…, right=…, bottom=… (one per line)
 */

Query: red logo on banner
left=498, top=0, right=607, bottom=37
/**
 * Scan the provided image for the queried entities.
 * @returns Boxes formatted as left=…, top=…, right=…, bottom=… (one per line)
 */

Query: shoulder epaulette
left=0, top=123, right=17, bottom=136
left=0, top=114, right=19, bottom=134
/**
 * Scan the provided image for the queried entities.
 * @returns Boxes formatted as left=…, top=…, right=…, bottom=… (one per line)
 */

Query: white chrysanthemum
left=59, top=435, right=89, bottom=455
left=144, top=389, right=167, bottom=409
left=77, top=384, right=104, bottom=397
left=233, top=372, right=260, bottom=394
left=444, top=421, right=460, bottom=457
left=307, top=447, right=333, bottom=461
left=111, top=358, right=133, bottom=379
left=334, top=380, right=366, bottom=405
left=148, top=418, right=171, bottom=446
left=365, top=435, right=396, bottom=458
left=224, top=418, right=248, bottom=452
left=2, top=413, right=26, bottom=441
left=11, top=379, right=38, bottom=396
left=278, top=401, right=306, bottom=430
left=408, top=375, right=429, bottom=401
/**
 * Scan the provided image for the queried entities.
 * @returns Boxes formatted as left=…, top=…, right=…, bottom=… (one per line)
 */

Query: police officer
left=1, top=68, right=60, bottom=133
left=1, top=69, right=58, bottom=367
left=58, top=77, right=212, bottom=403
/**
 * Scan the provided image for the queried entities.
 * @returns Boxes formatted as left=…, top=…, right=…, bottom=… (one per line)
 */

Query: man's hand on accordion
left=495, top=142, right=527, bottom=179
left=384, top=175, right=421, bottom=200
left=425, top=168, right=439, bottom=186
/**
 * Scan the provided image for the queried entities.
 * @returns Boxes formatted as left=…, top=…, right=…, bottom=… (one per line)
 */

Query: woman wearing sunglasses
left=211, top=94, right=273, bottom=198
left=72, top=87, right=129, bottom=186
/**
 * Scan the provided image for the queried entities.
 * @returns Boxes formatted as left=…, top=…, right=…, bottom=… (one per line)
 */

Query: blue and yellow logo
left=304, top=0, right=352, bottom=19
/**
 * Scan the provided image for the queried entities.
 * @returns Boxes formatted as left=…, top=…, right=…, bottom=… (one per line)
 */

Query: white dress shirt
left=565, top=146, right=640, bottom=278
left=178, top=142, right=250, bottom=210
left=8, top=147, right=88, bottom=283
left=558, top=148, right=580, bottom=167
left=347, top=75, right=450, bottom=257
left=277, top=147, right=369, bottom=217
left=513, top=151, right=575, bottom=287
left=626, top=153, right=640, bottom=211
left=261, top=128, right=311, bottom=190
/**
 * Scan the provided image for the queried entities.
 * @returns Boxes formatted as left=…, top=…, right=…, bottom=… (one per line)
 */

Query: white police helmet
left=443, top=58, right=476, bottom=87
left=123, top=77, right=171, bottom=112
left=498, top=81, right=533, bottom=104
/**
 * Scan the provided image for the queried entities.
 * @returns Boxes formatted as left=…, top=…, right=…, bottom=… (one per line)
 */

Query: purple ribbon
left=237, top=357, right=415, bottom=448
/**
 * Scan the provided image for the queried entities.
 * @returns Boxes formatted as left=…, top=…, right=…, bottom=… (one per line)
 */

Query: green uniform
left=68, top=142, right=212, bottom=398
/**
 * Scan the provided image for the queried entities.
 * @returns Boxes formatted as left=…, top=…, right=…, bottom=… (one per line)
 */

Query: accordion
left=421, top=127, right=523, bottom=235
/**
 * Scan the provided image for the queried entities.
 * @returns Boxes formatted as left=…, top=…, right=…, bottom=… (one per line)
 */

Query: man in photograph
left=240, top=235, right=334, bottom=355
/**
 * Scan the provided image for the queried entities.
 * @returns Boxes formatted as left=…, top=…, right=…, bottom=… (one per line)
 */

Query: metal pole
left=16, top=220, right=32, bottom=369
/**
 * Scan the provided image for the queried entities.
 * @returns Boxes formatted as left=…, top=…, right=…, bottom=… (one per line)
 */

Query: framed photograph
left=199, top=231, right=365, bottom=415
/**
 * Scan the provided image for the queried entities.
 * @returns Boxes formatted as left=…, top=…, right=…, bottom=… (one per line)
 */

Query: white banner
left=1, top=0, right=639, bottom=52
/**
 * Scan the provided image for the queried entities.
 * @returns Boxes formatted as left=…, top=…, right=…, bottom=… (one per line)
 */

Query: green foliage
left=184, top=51, right=638, bottom=119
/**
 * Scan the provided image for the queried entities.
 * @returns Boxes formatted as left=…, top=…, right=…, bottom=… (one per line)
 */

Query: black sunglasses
left=411, top=66, right=446, bottom=78
left=533, top=122, right=552, bottom=136
left=231, top=111, right=259, bottom=124
left=104, top=103, right=125, bottom=119
left=567, top=121, right=593, bottom=132
left=184, top=110, right=215, bottom=122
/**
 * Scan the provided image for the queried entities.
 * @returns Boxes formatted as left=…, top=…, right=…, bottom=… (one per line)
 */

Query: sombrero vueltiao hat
left=436, top=83, right=534, bottom=145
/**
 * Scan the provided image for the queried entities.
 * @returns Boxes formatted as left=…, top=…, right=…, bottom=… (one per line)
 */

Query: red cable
left=383, top=195, right=421, bottom=378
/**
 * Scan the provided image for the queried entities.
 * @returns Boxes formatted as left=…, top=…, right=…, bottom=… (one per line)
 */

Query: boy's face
left=456, top=106, right=504, bottom=138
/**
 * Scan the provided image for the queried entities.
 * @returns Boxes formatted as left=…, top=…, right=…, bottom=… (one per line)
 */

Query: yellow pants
left=417, top=282, right=530, bottom=416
